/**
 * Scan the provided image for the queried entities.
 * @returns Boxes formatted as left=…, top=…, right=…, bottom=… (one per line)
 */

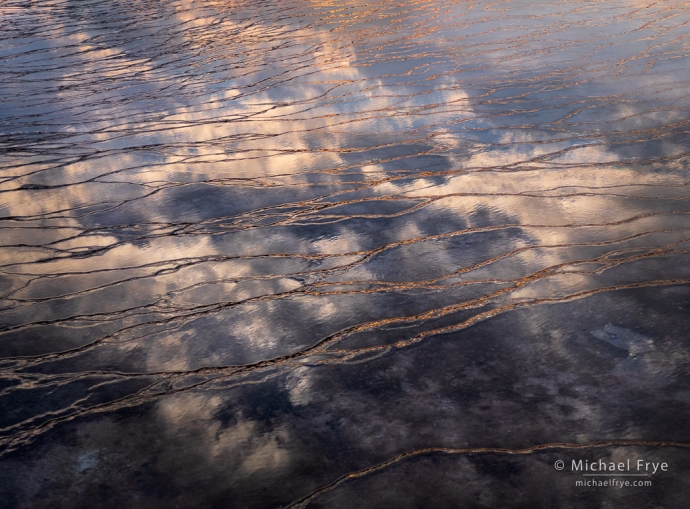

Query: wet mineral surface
left=2, top=0, right=690, bottom=507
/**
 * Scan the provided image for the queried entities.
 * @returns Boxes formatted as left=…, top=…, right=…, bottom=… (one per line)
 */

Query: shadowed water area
left=1, top=0, right=690, bottom=507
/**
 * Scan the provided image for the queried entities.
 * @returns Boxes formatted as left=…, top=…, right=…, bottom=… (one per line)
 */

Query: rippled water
left=2, top=1, right=690, bottom=507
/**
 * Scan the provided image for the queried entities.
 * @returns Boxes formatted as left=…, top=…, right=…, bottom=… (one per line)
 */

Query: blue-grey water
left=2, top=1, right=690, bottom=507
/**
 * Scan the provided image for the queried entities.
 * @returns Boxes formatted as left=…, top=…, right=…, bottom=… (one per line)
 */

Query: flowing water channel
left=2, top=0, right=690, bottom=507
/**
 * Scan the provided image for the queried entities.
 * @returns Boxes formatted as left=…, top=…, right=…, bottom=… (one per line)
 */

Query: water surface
left=2, top=1, right=690, bottom=507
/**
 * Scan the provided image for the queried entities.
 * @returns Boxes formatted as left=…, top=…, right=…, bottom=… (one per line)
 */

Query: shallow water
left=1, top=0, right=690, bottom=507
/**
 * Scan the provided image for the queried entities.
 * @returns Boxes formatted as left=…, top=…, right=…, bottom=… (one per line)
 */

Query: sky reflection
left=2, top=0, right=690, bottom=507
